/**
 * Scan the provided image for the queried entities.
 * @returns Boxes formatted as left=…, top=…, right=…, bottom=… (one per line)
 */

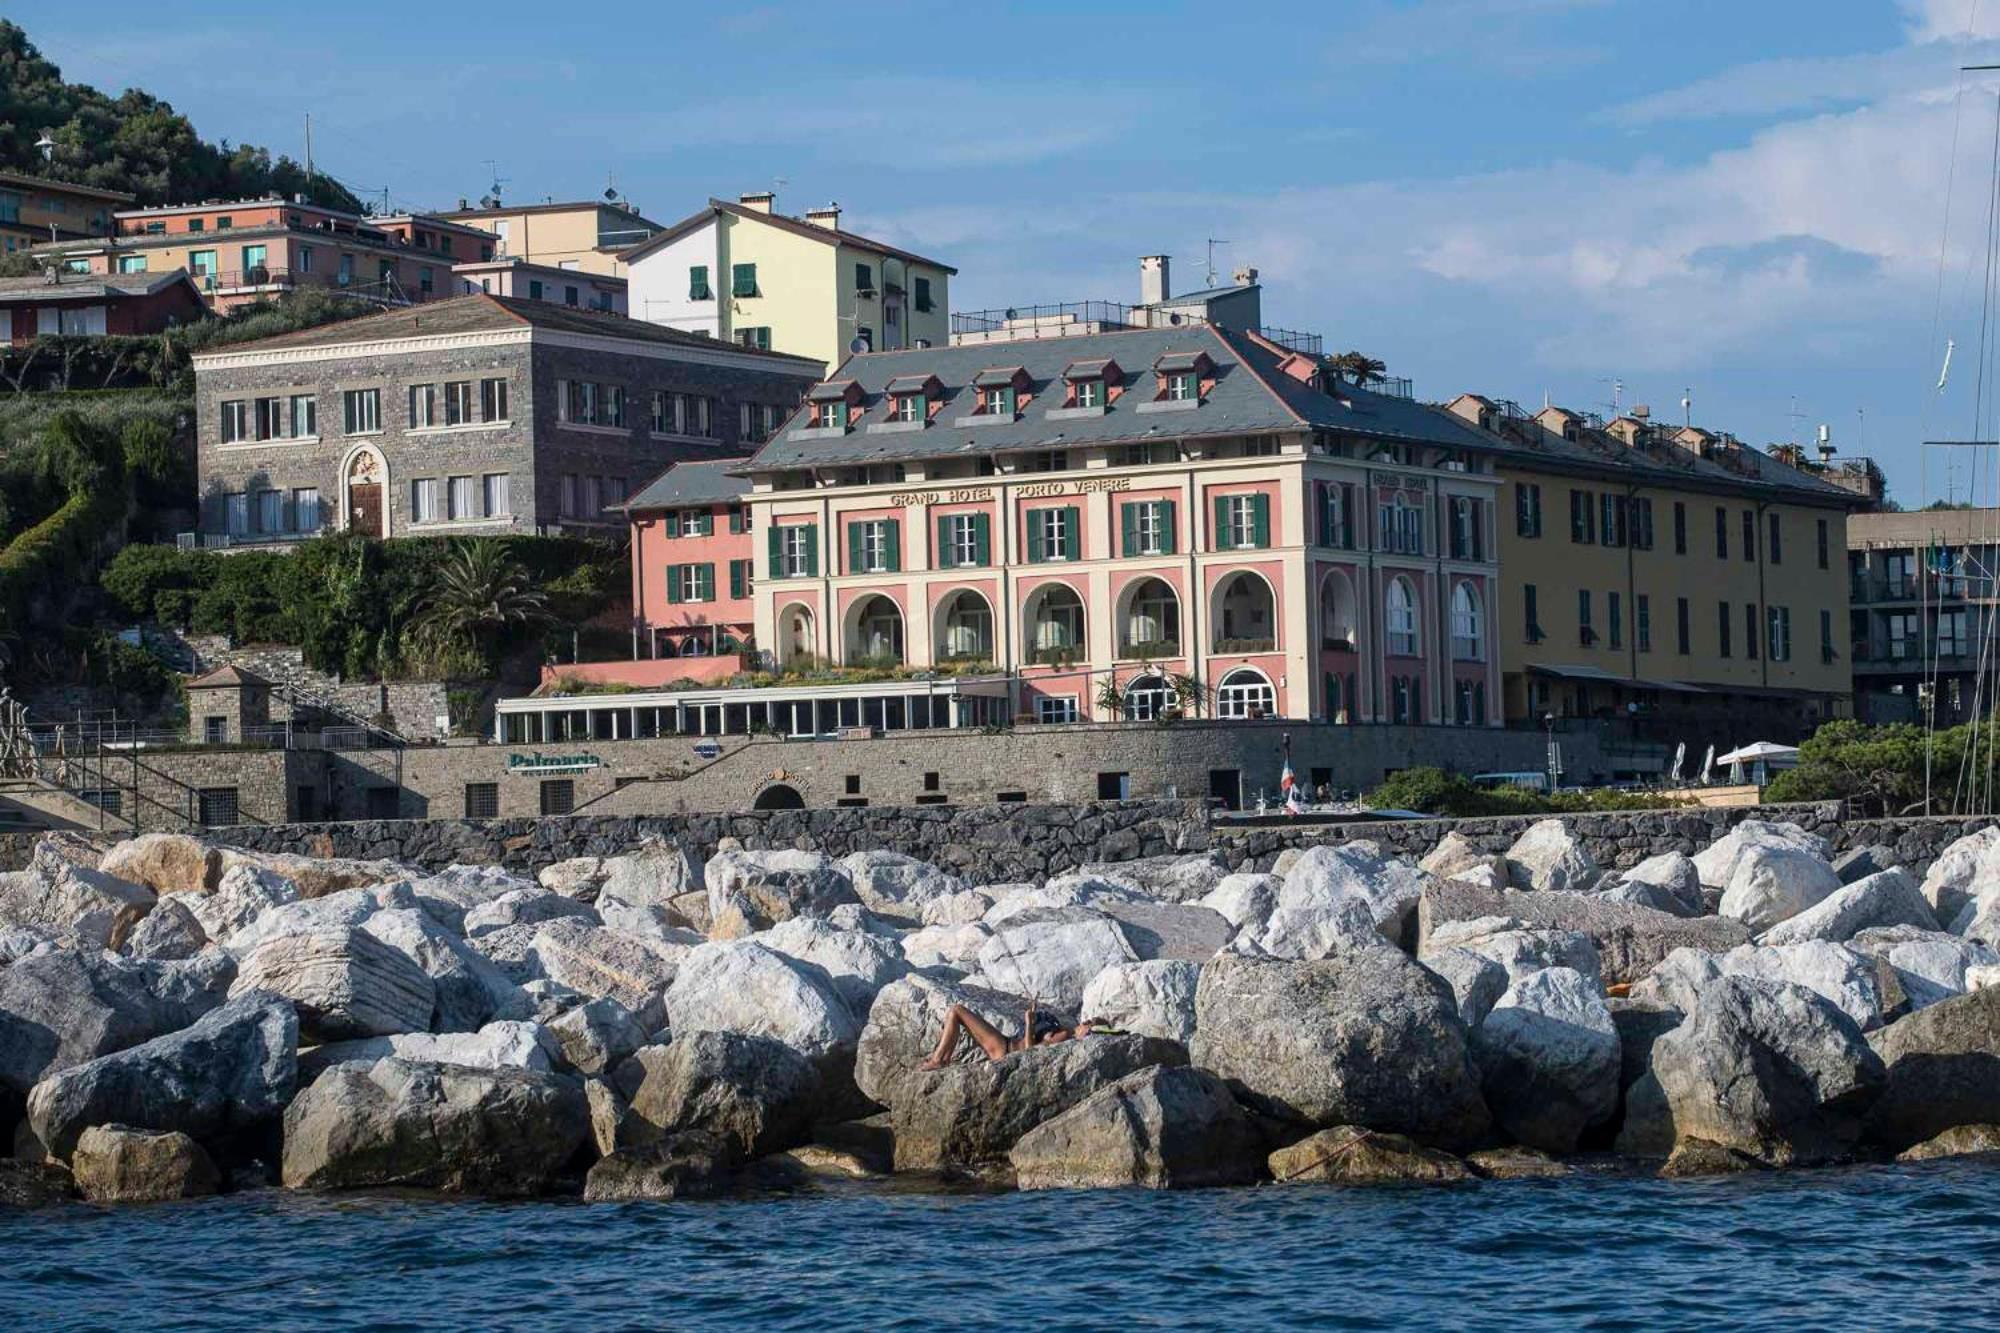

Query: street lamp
left=1543, top=712, right=1559, bottom=793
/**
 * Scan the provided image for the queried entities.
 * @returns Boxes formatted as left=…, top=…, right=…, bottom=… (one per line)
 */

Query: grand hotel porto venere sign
left=507, top=752, right=604, bottom=775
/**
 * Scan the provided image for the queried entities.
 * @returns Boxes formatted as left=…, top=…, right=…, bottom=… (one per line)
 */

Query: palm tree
left=1327, top=351, right=1388, bottom=386
left=411, top=539, right=557, bottom=665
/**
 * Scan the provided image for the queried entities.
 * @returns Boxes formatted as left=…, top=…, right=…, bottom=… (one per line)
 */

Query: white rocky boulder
left=1472, top=965, right=1620, bottom=1154
left=838, top=851, right=961, bottom=915
left=229, top=926, right=435, bottom=1040
left=1277, top=842, right=1432, bottom=946
left=124, top=897, right=207, bottom=961
left=753, top=916, right=908, bottom=1016
left=1420, top=831, right=1508, bottom=884
left=1919, top=826, right=2000, bottom=925
left=704, top=850, right=858, bottom=938
left=973, top=907, right=1137, bottom=1009
left=359, top=908, right=527, bottom=1032
left=900, top=921, right=992, bottom=972
left=612, top=1031, right=820, bottom=1161
left=1076, top=852, right=1230, bottom=905
left=97, top=833, right=221, bottom=897
left=1757, top=868, right=1936, bottom=946
left=919, top=889, right=997, bottom=928
left=1199, top=873, right=1279, bottom=933
left=1602, top=852, right=1703, bottom=917
left=544, top=997, right=650, bottom=1076
left=392, top=865, right=537, bottom=935
left=664, top=940, right=860, bottom=1067
left=223, top=882, right=421, bottom=955
left=1504, top=820, right=1600, bottom=894
left=1009, top=1064, right=1262, bottom=1189
left=1419, top=947, right=1509, bottom=1028
left=1079, top=959, right=1199, bottom=1044
left=1718, top=844, right=1841, bottom=933
left=461, top=889, right=599, bottom=939
left=0, top=844, right=155, bottom=951
left=300, top=1021, right=559, bottom=1080
left=1421, top=916, right=1603, bottom=990
left=982, top=876, right=1141, bottom=926
left=521, top=919, right=690, bottom=1032
left=1694, top=820, right=1830, bottom=890
left=1849, top=925, right=2000, bottom=1012
left=178, top=863, right=298, bottom=945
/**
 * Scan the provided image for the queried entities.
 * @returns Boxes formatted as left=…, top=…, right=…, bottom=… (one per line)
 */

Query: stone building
left=186, top=293, right=822, bottom=545
left=1848, top=506, right=2000, bottom=725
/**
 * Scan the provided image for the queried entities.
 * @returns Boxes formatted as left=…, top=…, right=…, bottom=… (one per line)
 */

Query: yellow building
left=0, top=170, right=130, bottom=254
left=1445, top=396, right=1858, bottom=745
left=621, top=193, right=955, bottom=368
left=431, top=199, right=665, bottom=277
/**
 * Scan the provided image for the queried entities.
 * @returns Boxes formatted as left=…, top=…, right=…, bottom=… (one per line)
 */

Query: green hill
left=0, top=20, right=361, bottom=212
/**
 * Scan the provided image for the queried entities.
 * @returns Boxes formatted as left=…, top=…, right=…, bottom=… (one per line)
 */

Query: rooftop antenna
left=1786, top=394, right=1807, bottom=446
left=304, top=113, right=313, bottom=190
left=1597, top=376, right=1623, bottom=417
left=1680, top=387, right=1692, bottom=427
left=604, top=171, right=621, bottom=204
left=480, top=161, right=507, bottom=207
left=1205, top=237, right=1230, bottom=288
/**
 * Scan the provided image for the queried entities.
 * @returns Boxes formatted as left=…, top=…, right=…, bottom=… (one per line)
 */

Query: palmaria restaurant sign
left=507, top=752, right=604, bottom=775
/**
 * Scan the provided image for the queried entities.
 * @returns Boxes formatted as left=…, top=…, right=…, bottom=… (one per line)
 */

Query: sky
left=20, top=0, right=2000, bottom=504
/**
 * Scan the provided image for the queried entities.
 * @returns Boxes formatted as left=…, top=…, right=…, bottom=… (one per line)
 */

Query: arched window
left=848, top=594, right=904, bottom=664
left=1026, top=584, right=1086, bottom=663
left=1121, top=578, right=1181, bottom=657
left=1123, top=673, right=1177, bottom=720
left=937, top=590, right=993, bottom=662
left=1217, top=667, right=1276, bottom=719
left=1319, top=571, right=1357, bottom=650
left=1214, top=572, right=1276, bottom=652
left=1450, top=582, right=1484, bottom=661
left=1386, top=578, right=1419, bottom=656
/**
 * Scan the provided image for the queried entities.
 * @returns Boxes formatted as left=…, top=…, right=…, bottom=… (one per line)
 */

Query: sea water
left=3, top=1160, right=1996, bottom=1330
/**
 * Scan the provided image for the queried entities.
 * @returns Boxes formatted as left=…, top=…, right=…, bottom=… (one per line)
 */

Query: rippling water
left=4, top=1161, right=1996, bottom=1330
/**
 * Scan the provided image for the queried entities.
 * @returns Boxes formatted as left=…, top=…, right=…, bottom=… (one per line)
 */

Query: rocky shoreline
left=3, top=817, right=2000, bottom=1207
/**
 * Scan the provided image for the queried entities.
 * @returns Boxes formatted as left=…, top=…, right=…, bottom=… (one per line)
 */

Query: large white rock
left=1420, top=831, right=1507, bottom=884
left=393, top=865, right=537, bottom=935
left=900, top=921, right=992, bottom=972
left=704, top=850, right=858, bottom=938
left=982, top=876, right=1142, bottom=927
left=753, top=917, right=908, bottom=1016
left=0, top=844, right=155, bottom=951
left=1505, top=820, right=1600, bottom=894
left=224, top=882, right=422, bottom=955
left=543, top=996, right=650, bottom=1076
left=595, top=841, right=703, bottom=936
left=1604, top=852, right=1703, bottom=917
left=664, top=940, right=860, bottom=1065
left=1641, top=940, right=1888, bottom=1032
left=537, top=856, right=607, bottom=900
left=1718, top=845, right=1841, bottom=933
left=973, top=907, right=1137, bottom=1009
left=1076, top=852, right=1231, bottom=905
left=523, top=919, right=691, bottom=1032
left=1421, top=915, right=1603, bottom=991
left=179, top=864, right=299, bottom=944
left=1848, top=925, right=2000, bottom=1012
left=1919, top=826, right=2000, bottom=925
left=919, top=889, right=997, bottom=928
left=301, top=1020, right=559, bottom=1080
left=1199, top=873, right=1279, bottom=933
left=229, top=925, right=436, bottom=1039
left=98, top=833, right=220, bottom=897
left=1757, top=868, right=1936, bottom=946
left=1419, top=947, right=1509, bottom=1028
left=1472, top=965, right=1620, bottom=1154
left=838, top=851, right=961, bottom=915
left=852, top=973, right=1035, bottom=1109
left=461, top=889, right=599, bottom=939
left=359, top=907, right=527, bottom=1032
left=1079, top=959, right=1199, bottom=1044
left=1277, top=843, right=1432, bottom=945
left=1694, top=820, right=1831, bottom=891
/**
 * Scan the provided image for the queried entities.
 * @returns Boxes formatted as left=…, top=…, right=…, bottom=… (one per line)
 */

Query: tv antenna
left=604, top=171, right=623, bottom=204
left=1598, top=376, right=1624, bottom=417
left=1680, top=387, right=1692, bottom=427
left=480, top=160, right=508, bottom=209
left=1205, top=237, right=1229, bottom=287
left=1786, top=394, right=1807, bottom=445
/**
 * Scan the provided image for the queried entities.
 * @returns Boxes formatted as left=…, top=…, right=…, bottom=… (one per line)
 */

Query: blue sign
left=692, top=740, right=723, bottom=760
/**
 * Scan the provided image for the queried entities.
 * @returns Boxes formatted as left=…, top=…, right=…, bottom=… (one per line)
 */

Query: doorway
left=1207, top=768, right=1241, bottom=811
left=349, top=483, right=383, bottom=537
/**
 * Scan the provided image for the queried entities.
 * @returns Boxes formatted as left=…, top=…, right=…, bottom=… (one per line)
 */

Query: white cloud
left=1899, top=0, right=2000, bottom=43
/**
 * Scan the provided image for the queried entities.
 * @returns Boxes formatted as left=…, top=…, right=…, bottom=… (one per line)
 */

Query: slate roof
left=187, top=665, right=266, bottom=689
left=739, top=324, right=1501, bottom=473
left=189, top=292, right=822, bottom=371
left=0, top=270, right=200, bottom=303
left=623, top=459, right=753, bottom=511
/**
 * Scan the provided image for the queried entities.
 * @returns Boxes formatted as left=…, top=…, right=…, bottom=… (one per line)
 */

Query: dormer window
left=1061, top=358, right=1121, bottom=410
left=978, top=385, right=1015, bottom=416
left=1152, top=350, right=1213, bottom=404
left=1165, top=373, right=1196, bottom=402
left=1075, top=379, right=1103, bottom=409
left=883, top=374, right=940, bottom=426
left=806, top=378, right=863, bottom=432
left=973, top=367, right=1027, bottom=417
left=819, top=401, right=848, bottom=430
left=892, top=394, right=923, bottom=423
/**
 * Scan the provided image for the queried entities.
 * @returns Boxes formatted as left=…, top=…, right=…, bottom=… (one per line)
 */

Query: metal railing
left=21, top=712, right=268, bottom=832
left=178, top=528, right=322, bottom=551
left=198, top=268, right=438, bottom=307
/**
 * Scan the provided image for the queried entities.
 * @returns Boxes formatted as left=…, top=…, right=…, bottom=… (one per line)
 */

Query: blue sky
left=19, top=0, right=2000, bottom=502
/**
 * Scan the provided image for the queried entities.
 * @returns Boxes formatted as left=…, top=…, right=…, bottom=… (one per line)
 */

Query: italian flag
left=1281, top=758, right=1304, bottom=815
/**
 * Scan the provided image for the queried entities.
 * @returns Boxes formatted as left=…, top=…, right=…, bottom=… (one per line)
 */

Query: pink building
left=582, top=322, right=1514, bottom=727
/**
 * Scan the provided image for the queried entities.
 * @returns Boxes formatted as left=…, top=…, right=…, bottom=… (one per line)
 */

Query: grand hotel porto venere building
left=506, top=318, right=1519, bottom=743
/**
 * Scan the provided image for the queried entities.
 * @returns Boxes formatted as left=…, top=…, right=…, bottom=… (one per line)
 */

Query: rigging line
left=1951, top=92, right=2000, bottom=809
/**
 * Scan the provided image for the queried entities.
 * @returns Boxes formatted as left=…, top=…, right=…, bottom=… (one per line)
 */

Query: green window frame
left=689, top=265, right=711, bottom=300
left=855, top=261, right=873, bottom=291
left=936, top=513, right=991, bottom=568
left=1212, top=494, right=1270, bottom=550
left=1120, top=500, right=1177, bottom=556
left=732, top=263, right=757, bottom=297
left=729, top=559, right=751, bottom=599
left=847, top=518, right=902, bottom=574
left=914, top=276, right=933, bottom=312
left=728, top=505, right=748, bottom=534
left=767, top=523, right=819, bottom=578
left=1026, top=506, right=1079, bottom=563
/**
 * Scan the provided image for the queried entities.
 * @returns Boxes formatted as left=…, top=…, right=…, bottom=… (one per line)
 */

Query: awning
left=1529, top=664, right=1626, bottom=682
left=1717, top=742, right=1799, bottom=764
left=1635, top=678, right=1708, bottom=694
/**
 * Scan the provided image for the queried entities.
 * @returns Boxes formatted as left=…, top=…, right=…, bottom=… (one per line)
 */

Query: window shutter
left=767, top=524, right=783, bottom=577
left=847, top=520, right=865, bottom=574
left=665, top=565, right=682, bottom=604
left=729, top=560, right=745, bottom=598
left=936, top=516, right=953, bottom=569
left=803, top=524, right=819, bottom=577
left=697, top=564, right=715, bottom=601
left=1120, top=502, right=1138, bottom=557
left=1062, top=506, right=1080, bottom=561
left=665, top=511, right=681, bottom=538
left=1251, top=494, right=1270, bottom=548
left=1160, top=500, right=1177, bottom=554
left=1471, top=502, right=1483, bottom=559
left=1212, top=495, right=1228, bottom=550
left=974, top=513, right=991, bottom=566
left=1340, top=485, right=1354, bottom=546
left=885, top=520, right=901, bottom=573
left=1026, top=509, right=1046, bottom=563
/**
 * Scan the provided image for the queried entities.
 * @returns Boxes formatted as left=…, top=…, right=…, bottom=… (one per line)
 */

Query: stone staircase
left=0, top=777, right=130, bottom=834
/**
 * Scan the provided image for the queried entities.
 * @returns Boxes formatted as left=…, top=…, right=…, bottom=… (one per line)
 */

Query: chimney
left=804, top=203, right=842, bottom=230
left=1232, top=266, right=1258, bottom=287
left=1140, top=255, right=1170, bottom=306
left=739, top=191, right=776, bottom=214
left=457, top=197, right=469, bottom=210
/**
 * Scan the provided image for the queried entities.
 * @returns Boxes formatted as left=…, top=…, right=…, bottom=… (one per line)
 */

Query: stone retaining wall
left=17, top=799, right=2000, bottom=882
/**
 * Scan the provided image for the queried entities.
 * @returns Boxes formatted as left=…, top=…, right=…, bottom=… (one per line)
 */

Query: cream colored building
left=621, top=193, right=954, bottom=368
left=432, top=200, right=666, bottom=277
left=0, top=170, right=130, bottom=255
left=1445, top=396, right=1858, bottom=741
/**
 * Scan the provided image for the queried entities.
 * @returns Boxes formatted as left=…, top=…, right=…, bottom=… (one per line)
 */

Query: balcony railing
left=1213, top=636, right=1276, bottom=654
left=197, top=268, right=436, bottom=307
left=1117, top=638, right=1182, bottom=660
left=179, top=528, right=321, bottom=551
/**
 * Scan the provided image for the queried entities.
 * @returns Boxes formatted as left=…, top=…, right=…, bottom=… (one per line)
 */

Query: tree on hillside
left=410, top=539, right=558, bottom=669
left=0, top=21, right=362, bottom=211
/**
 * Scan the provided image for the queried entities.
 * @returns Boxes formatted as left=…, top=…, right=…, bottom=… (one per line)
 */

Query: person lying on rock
left=917, top=999, right=1109, bottom=1069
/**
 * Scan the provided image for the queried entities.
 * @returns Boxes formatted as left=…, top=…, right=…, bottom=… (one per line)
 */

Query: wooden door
left=349, top=483, right=383, bottom=537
